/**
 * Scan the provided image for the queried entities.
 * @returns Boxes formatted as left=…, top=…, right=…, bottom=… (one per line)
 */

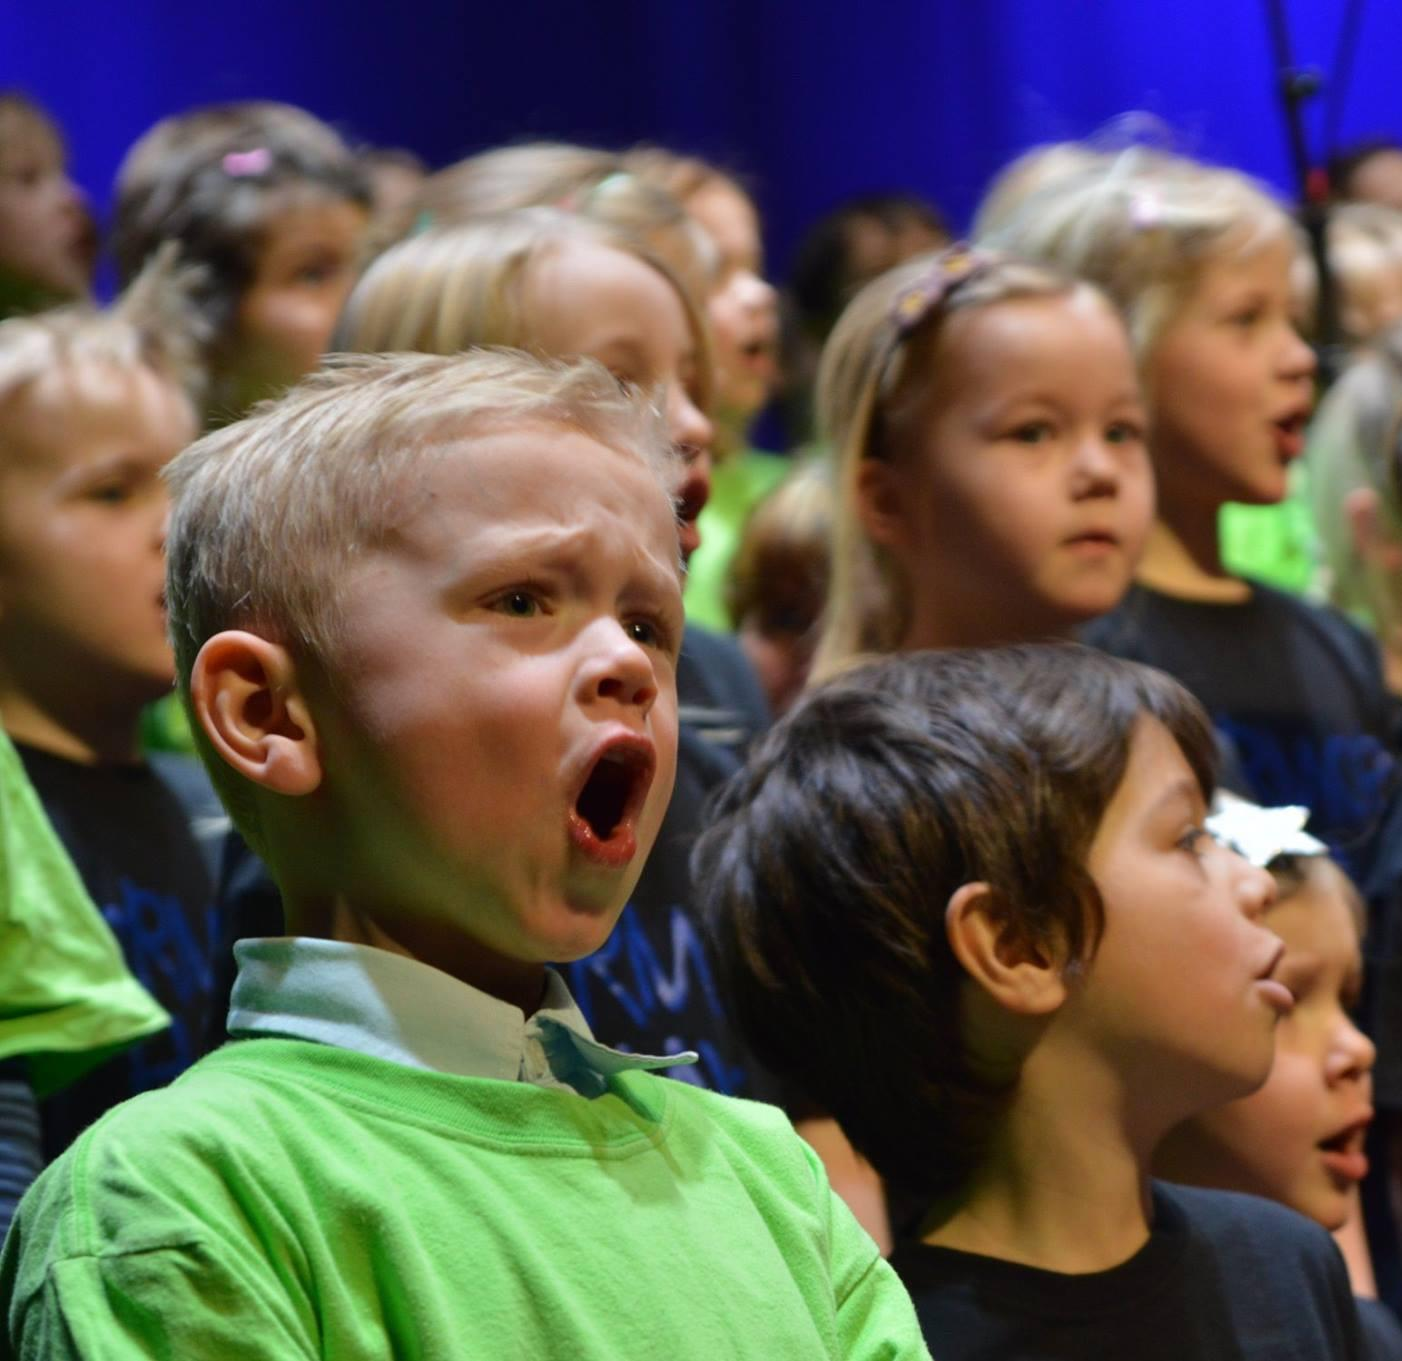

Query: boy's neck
left=1135, top=501, right=1250, bottom=604
left=0, top=690, right=144, bottom=765
left=922, top=1053, right=1158, bottom=1274
left=283, top=891, right=551, bottom=1017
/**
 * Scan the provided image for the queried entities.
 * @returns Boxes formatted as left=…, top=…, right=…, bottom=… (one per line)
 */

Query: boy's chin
left=545, top=903, right=631, bottom=965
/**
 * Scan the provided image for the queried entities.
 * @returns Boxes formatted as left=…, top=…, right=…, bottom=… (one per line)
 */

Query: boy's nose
left=1234, top=855, right=1277, bottom=922
left=1070, top=433, right=1123, bottom=496
left=738, top=270, right=777, bottom=313
left=1279, top=324, right=1318, bottom=382
left=1329, top=1015, right=1377, bottom=1085
left=578, top=621, right=659, bottom=716
left=669, top=386, right=713, bottom=459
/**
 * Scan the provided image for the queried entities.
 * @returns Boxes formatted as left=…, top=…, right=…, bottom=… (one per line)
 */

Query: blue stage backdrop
left=3, top=1, right=1400, bottom=278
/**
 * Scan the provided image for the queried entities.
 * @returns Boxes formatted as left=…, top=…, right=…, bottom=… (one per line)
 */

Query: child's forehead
left=0, top=362, right=189, bottom=469
left=388, top=420, right=676, bottom=550
left=1269, top=860, right=1364, bottom=939
left=0, top=106, right=63, bottom=170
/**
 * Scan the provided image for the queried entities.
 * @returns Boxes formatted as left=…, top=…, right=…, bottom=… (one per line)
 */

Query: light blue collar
left=227, top=937, right=697, bottom=1097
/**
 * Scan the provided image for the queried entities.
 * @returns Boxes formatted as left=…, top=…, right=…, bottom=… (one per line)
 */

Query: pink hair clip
left=888, top=243, right=992, bottom=339
left=222, top=147, right=273, bottom=178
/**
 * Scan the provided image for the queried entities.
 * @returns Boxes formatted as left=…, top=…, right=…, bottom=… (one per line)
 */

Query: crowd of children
left=4, top=85, right=1402, bottom=1355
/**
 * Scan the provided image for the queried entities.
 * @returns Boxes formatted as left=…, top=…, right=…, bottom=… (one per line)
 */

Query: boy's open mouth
left=1317, top=1114, right=1372, bottom=1183
left=569, top=735, right=656, bottom=868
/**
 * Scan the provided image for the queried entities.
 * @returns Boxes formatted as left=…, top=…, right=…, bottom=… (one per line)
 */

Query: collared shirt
left=227, top=937, right=697, bottom=1098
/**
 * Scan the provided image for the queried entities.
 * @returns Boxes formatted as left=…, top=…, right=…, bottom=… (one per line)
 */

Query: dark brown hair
left=694, top=642, right=1216, bottom=1198
left=112, top=102, right=370, bottom=341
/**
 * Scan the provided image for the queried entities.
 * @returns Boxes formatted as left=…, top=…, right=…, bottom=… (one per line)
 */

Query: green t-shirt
left=685, top=448, right=791, bottom=632
left=0, top=730, right=168, bottom=1095
left=1218, top=461, right=1319, bottom=598
left=2, top=1038, right=929, bottom=1359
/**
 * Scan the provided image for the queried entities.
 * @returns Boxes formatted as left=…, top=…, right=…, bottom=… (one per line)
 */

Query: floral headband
left=1205, top=791, right=1326, bottom=868
left=887, top=243, right=996, bottom=340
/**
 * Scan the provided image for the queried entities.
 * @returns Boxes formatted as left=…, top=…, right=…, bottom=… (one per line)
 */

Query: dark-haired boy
left=697, top=643, right=1364, bottom=1359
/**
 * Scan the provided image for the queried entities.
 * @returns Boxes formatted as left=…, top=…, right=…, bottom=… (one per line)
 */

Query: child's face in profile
left=526, top=240, right=712, bottom=560
left=0, top=364, right=194, bottom=708
left=1157, top=861, right=1374, bottom=1229
left=866, top=289, right=1153, bottom=645
left=1343, top=265, right=1402, bottom=345
left=684, top=180, right=779, bottom=434
left=220, top=194, right=368, bottom=413
left=0, top=109, right=94, bottom=303
left=309, top=421, right=683, bottom=984
left=1146, top=234, right=1316, bottom=508
left=1071, top=717, right=1290, bottom=1113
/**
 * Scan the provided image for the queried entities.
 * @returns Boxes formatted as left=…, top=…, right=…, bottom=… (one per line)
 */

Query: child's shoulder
left=1158, top=1179, right=1339, bottom=1260
left=633, top=1074, right=834, bottom=1190
left=1087, top=581, right=1386, bottom=708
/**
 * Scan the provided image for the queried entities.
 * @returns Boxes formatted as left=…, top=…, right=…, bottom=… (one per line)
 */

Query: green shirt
left=684, top=448, right=791, bottom=632
left=1218, top=461, right=1319, bottom=598
left=2, top=942, right=928, bottom=1359
left=0, top=730, right=167, bottom=1095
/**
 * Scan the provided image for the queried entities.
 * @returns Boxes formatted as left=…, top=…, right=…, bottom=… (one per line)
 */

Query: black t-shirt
left=1085, top=582, right=1402, bottom=1102
left=216, top=625, right=775, bottom=1099
left=890, top=1182, right=1362, bottom=1360
left=15, top=743, right=226, bottom=1159
left=1359, top=1298, right=1402, bottom=1361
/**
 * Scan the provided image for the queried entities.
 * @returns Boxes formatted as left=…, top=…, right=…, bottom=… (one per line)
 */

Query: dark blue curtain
left=3, top=1, right=1400, bottom=273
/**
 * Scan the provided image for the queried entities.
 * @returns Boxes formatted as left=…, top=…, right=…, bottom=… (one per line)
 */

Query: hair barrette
left=1205, top=791, right=1326, bottom=868
left=222, top=147, right=273, bottom=178
left=888, top=244, right=991, bottom=339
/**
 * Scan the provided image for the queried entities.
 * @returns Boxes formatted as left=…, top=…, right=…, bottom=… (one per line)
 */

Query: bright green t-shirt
left=1218, top=461, right=1319, bottom=598
left=685, top=448, right=792, bottom=632
left=0, top=730, right=168, bottom=1095
left=2, top=1038, right=929, bottom=1359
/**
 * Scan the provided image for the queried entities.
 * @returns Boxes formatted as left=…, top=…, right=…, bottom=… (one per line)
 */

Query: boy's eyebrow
left=52, top=451, right=164, bottom=488
left=448, top=523, right=683, bottom=588
left=590, top=338, right=650, bottom=371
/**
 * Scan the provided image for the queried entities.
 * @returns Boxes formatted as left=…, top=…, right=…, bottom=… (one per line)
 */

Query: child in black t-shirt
left=0, top=262, right=226, bottom=1155
left=1157, top=808, right=1402, bottom=1358
left=698, top=643, right=1363, bottom=1359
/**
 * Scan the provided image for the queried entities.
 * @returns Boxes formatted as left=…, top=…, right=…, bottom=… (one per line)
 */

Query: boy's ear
left=945, top=881, right=1068, bottom=1017
left=854, top=457, right=912, bottom=551
left=189, top=631, right=322, bottom=796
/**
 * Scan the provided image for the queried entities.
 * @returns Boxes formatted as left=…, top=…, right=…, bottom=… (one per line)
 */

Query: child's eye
left=490, top=589, right=544, bottom=619
left=1177, top=825, right=1213, bottom=855
left=624, top=614, right=677, bottom=655
left=1230, top=306, right=1264, bottom=328
left=1007, top=421, right=1054, bottom=445
left=86, top=482, right=133, bottom=506
left=1106, top=420, right=1145, bottom=445
left=610, top=372, right=645, bottom=400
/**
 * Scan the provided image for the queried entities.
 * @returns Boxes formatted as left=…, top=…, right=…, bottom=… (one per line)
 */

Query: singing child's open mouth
left=1318, top=1114, right=1372, bottom=1184
left=569, top=733, right=656, bottom=868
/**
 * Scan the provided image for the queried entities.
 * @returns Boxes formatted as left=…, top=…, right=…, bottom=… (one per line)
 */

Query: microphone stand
left=1265, top=0, right=1347, bottom=389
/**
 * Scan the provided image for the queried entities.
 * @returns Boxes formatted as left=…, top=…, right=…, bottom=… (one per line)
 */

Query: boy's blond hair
left=164, top=348, right=681, bottom=845
left=0, top=246, right=204, bottom=416
left=333, top=208, right=713, bottom=409
left=980, top=146, right=1294, bottom=362
left=810, top=249, right=1080, bottom=683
